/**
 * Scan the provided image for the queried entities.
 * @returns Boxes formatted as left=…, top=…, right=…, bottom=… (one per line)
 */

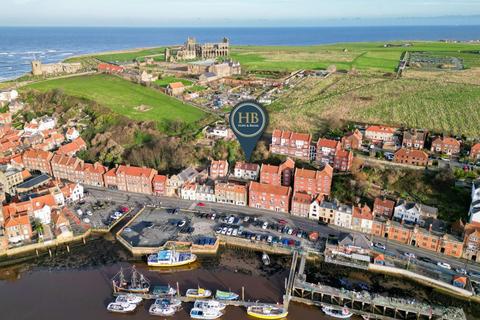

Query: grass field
left=66, top=47, right=165, bottom=63
left=155, top=76, right=193, bottom=87
left=231, top=41, right=480, bottom=72
left=269, top=74, right=480, bottom=137
left=25, top=74, right=205, bottom=124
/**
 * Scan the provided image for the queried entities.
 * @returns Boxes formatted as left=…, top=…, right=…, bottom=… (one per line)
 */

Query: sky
left=2, top=0, right=480, bottom=26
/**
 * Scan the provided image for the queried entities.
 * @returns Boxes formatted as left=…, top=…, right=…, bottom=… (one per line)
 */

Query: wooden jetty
left=287, top=253, right=466, bottom=320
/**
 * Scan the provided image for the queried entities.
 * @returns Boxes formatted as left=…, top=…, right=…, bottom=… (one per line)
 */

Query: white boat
left=190, top=307, right=223, bottom=319
left=152, top=285, right=177, bottom=296
left=194, top=299, right=226, bottom=311
left=154, top=297, right=182, bottom=309
left=115, top=294, right=142, bottom=305
left=186, top=288, right=212, bottom=298
left=147, top=249, right=197, bottom=267
left=107, top=302, right=137, bottom=313
left=262, top=252, right=271, bottom=266
left=149, top=303, right=176, bottom=316
left=322, top=306, right=353, bottom=319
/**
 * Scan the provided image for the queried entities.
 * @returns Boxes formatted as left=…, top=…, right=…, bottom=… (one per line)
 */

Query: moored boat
left=322, top=306, right=353, bottom=319
left=115, top=294, right=143, bottom=305
left=190, top=307, right=223, bottom=319
left=247, top=305, right=288, bottom=319
left=215, top=289, right=239, bottom=301
left=194, top=299, right=226, bottom=311
left=186, top=288, right=212, bottom=298
left=152, top=285, right=177, bottom=296
left=149, top=303, right=176, bottom=317
left=262, top=252, right=271, bottom=266
left=154, top=297, right=182, bottom=309
left=107, top=302, right=137, bottom=313
left=112, top=266, right=150, bottom=294
left=147, top=249, right=197, bottom=267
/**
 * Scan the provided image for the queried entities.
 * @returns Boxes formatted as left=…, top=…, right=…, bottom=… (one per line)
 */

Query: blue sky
left=3, top=0, right=480, bottom=26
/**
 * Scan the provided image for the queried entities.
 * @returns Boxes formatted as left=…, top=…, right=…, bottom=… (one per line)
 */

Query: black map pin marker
left=229, top=100, right=269, bottom=161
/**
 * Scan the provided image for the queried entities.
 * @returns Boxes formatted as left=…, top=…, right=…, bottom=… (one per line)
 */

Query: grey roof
left=16, top=174, right=51, bottom=190
left=338, top=233, right=371, bottom=250
left=178, top=167, right=199, bottom=183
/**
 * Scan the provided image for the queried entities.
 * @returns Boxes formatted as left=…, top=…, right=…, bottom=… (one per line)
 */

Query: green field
left=25, top=74, right=205, bottom=124
left=231, top=41, right=480, bottom=72
left=155, top=76, right=193, bottom=87
left=66, top=47, right=165, bottom=63
left=269, top=74, right=480, bottom=137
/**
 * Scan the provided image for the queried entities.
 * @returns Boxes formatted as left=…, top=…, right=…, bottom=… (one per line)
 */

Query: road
left=85, top=186, right=480, bottom=279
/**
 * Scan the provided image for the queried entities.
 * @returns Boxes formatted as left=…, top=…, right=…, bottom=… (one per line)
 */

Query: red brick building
left=394, top=148, right=428, bottom=166
left=333, top=149, right=353, bottom=172
left=104, top=165, right=157, bottom=195
left=316, top=138, right=340, bottom=164
left=290, top=192, right=312, bottom=218
left=402, top=130, right=427, bottom=149
left=152, top=174, right=168, bottom=196
left=3, top=213, right=32, bottom=243
left=209, top=160, right=229, bottom=179
left=341, top=129, right=363, bottom=150
left=259, top=158, right=295, bottom=187
left=373, top=197, right=395, bottom=219
left=293, top=165, right=333, bottom=196
left=74, top=162, right=107, bottom=187
left=248, top=181, right=291, bottom=213
left=22, top=149, right=53, bottom=175
left=51, top=153, right=82, bottom=181
left=57, top=137, right=87, bottom=156
left=270, top=129, right=312, bottom=161
left=215, top=181, right=248, bottom=206
left=431, top=137, right=461, bottom=155
left=470, top=143, right=480, bottom=161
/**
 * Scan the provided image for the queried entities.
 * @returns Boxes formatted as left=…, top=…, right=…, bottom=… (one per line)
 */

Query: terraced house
left=402, top=130, right=427, bottom=149
left=293, top=165, right=333, bottom=196
left=270, top=129, right=312, bottom=161
left=248, top=181, right=291, bottom=213
left=214, top=181, right=248, bottom=206
left=394, top=148, right=428, bottom=166
left=22, top=149, right=53, bottom=175
left=104, top=165, right=157, bottom=195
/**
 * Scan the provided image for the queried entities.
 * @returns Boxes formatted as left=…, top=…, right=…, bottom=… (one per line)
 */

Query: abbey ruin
left=31, top=60, right=82, bottom=76
left=165, top=37, right=230, bottom=62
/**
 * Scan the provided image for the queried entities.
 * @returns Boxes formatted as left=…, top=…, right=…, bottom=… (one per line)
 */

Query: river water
left=0, top=237, right=477, bottom=320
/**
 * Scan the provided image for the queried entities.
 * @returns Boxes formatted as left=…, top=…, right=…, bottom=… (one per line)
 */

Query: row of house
left=270, top=129, right=354, bottom=171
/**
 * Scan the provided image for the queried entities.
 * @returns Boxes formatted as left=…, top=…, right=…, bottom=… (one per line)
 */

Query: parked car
left=243, top=216, right=250, bottom=223
left=267, top=235, right=273, bottom=243
left=76, top=209, right=83, bottom=216
left=228, top=216, right=235, bottom=224
left=418, top=256, right=436, bottom=264
left=197, top=202, right=205, bottom=207
left=86, top=210, right=93, bottom=216
left=221, top=227, right=228, bottom=235
left=278, top=219, right=287, bottom=225
left=177, top=220, right=187, bottom=228
left=262, top=222, right=268, bottom=230
left=232, top=228, right=238, bottom=236
left=373, top=242, right=386, bottom=250
left=211, top=213, right=216, bottom=220
left=455, top=268, right=467, bottom=275
left=227, top=227, right=233, bottom=236
left=404, top=252, right=416, bottom=259
left=215, top=227, right=222, bottom=234
left=437, top=262, right=452, bottom=270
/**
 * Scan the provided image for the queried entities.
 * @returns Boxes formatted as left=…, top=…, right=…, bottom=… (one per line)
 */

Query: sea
left=0, top=26, right=480, bottom=81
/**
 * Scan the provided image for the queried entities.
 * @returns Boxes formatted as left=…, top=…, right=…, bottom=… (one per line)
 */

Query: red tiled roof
left=249, top=181, right=291, bottom=196
left=168, top=82, right=185, bottom=89
left=153, top=174, right=167, bottom=184
left=317, top=138, right=339, bottom=149
left=292, top=192, right=312, bottom=204
left=366, top=126, right=396, bottom=134
left=23, top=148, right=53, bottom=160
left=353, top=204, right=373, bottom=220
left=472, top=143, right=480, bottom=153
left=394, top=148, right=428, bottom=159
left=57, top=137, right=86, bottom=155
left=374, top=197, right=395, bottom=210
left=235, top=161, right=259, bottom=171
left=273, top=129, right=311, bottom=143
left=116, top=165, right=156, bottom=177
left=4, top=214, right=30, bottom=228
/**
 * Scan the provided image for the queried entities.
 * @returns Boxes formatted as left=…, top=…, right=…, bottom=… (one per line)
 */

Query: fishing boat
left=322, top=306, right=353, bottom=319
left=194, top=299, right=226, bottom=311
left=152, top=285, right=177, bottom=296
left=149, top=303, right=176, bottom=317
left=147, top=249, right=197, bottom=267
left=112, top=266, right=150, bottom=294
left=247, top=305, right=288, bottom=319
left=186, top=288, right=212, bottom=298
left=115, top=294, right=143, bottom=305
left=107, top=302, right=137, bottom=313
left=154, top=297, right=182, bottom=309
left=262, top=252, right=271, bottom=266
left=190, top=307, right=223, bottom=319
left=215, top=289, right=239, bottom=301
